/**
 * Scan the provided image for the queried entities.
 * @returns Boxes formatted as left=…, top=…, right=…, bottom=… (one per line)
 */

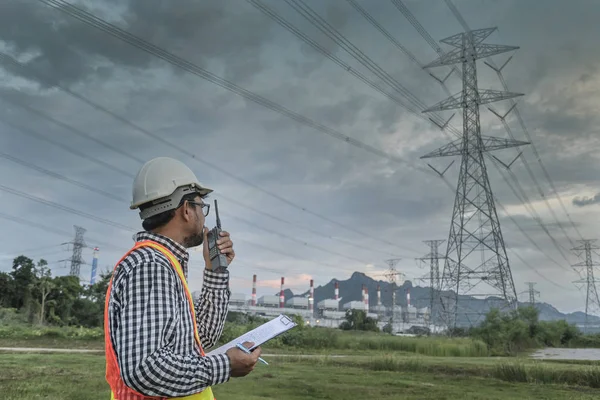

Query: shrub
left=470, top=306, right=581, bottom=355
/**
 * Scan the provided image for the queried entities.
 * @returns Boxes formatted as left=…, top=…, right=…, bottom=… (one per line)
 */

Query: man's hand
left=225, top=342, right=262, bottom=378
left=203, top=229, right=235, bottom=269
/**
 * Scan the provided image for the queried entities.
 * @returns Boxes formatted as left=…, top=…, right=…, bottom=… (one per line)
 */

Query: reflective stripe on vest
left=104, top=240, right=215, bottom=400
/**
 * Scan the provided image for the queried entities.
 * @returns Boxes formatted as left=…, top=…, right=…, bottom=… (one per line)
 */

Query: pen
left=235, top=343, right=268, bottom=365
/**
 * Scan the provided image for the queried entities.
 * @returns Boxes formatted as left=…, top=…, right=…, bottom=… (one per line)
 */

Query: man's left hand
left=203, top=229, right=235, bottom=269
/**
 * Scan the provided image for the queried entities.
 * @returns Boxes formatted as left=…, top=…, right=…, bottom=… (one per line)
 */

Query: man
left=104, top=156, right=261, bottom=399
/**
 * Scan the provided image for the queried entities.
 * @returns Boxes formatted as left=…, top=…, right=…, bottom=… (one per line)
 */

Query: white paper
left=206, top=314, right=296, bottom=356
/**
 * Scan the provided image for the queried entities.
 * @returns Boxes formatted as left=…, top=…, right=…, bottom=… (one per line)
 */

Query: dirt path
left=0, top=347, right=104, bottom=353
left=0, top=347, right=348, bottom=358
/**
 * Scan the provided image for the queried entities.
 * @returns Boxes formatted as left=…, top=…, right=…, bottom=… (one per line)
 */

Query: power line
left=28, top=2, right=572, bottom=290
left=0, top=212, right=125, bottom=252
left=37, top=0, right=430, bottom=174
left=506, top=247, right=571, bottom=291
left=0, top=52, right=413, bottom=257
left=1, top=243, right=64, bottom=258
left=390, top=0, right=461, bottom=78
left=443, top=0, right=582, bottom=245
left=0, top=150, right=124, bottom=202
left=222, top=211, right=373, bottom=265
left=2, top=95, right=145, bottom=165
left=343, top=0, right=453, bottom=95
left=489, top=157, right=573, bottom=267
left=369, top=0, right=574, bottom=276
left=246, top=0, right=423, bottom=118
left=219, top=196, right=402, bottom=258
left=0, top=209, right=330, bottom=280
left=279, top=0, right=570, bottom=271
left=284, top=0, right=429, bottom=110
left=0, top=184, right=135, bottom=232
left=0, top=180, right=359, bottom=273
left=278, top=0, right=569, bottom=277
left=0, top=113, right=133, bottom=178
left=0, top=146, right=395, bottom=266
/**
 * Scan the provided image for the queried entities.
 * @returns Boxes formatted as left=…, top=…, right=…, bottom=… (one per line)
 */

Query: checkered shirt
left=107, top=231, right=231, bottom=397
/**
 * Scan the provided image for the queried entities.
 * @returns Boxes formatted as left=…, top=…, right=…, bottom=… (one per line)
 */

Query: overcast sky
left=0, top=0, right=598, bottom=314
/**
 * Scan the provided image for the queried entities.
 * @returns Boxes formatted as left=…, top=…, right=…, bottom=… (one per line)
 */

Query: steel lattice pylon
left=572, top=240, right=600, bottom=333
left=384, top=258, right=402, bottom=327
left=69, top=225, right=87, bottom=278
left=416, top=240, right=445, bottom=325
left=421, top=28, right=529, bottom=330
left=524, top=282, right=540, bottom=305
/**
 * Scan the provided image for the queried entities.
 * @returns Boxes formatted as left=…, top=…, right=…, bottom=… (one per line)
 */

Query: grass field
left=1, top=352, right=600, bottom=400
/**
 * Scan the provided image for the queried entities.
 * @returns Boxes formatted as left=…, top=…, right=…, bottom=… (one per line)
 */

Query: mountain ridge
left=275, top=271, right=600, bottom=326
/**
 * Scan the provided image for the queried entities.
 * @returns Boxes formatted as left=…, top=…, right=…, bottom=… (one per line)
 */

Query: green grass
left=0, top=323, right=489, bottom=357
left=221, top=324, right=490, bottom=356
left=278, top=354, right=600, bottom=388
left=0, top=353, right=599, bottom=400
left=0, top=324, right=103, bottom=340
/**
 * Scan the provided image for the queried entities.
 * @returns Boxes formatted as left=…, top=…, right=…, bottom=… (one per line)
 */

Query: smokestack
left=251, top=274, right=257, bottom=306
left=365, top=287, right=369, bottom=312
left=309, top=279, right=314, bottom=312
left=377, top=284, right=381, bottom=306
left=90, top=247, right=99, bottom=285
left=407, top=288, right=411, bottom=307
left=362, top=284, right=366, bottom=310
left=280, top=277, right=285, bottom=308
left=334, top=281, right=339, bottom=300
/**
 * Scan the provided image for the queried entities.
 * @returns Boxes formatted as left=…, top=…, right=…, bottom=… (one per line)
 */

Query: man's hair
left=140, top=192, right=203, bottom=231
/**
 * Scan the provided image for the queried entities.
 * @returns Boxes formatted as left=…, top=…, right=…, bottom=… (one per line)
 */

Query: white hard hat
left=130, top=157, right=213, bottom=219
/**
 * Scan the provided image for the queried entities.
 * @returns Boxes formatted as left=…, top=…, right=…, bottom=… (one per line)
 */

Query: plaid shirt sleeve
left=112, top=256, right=231, bottom=397
left=195, top=269, right=231, bottom=350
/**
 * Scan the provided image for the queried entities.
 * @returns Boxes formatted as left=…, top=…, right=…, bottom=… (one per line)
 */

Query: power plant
left=202, top=274, right=435, bottom=334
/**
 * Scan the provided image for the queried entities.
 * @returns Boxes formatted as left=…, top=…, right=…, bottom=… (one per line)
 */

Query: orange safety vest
left=104, top=240, right=216, bottom=400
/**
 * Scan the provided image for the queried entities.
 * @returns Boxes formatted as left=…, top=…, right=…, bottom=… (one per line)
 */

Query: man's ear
left=180, top=200, right=193, bottom=223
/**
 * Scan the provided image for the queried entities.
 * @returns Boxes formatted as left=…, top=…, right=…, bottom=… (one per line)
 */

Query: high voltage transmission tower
left=420, top=28, right=529, bottom=330
left=523, top=282, right=540, bottom=305
left=384, top=258, right=403, bottom=328
left=572, top=240, right=600, bottom=333
left=61, top=225, right=87, bottom=278
left=416, top=240, right=446, bottom=325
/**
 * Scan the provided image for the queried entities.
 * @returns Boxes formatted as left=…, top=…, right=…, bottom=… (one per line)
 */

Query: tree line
left=1, top=255, right=594, bottom=355
left=0, top=255, right=110, bottom=327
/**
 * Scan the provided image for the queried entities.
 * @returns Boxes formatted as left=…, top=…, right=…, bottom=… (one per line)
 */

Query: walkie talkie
left=207, top=199, right=229, bottom=272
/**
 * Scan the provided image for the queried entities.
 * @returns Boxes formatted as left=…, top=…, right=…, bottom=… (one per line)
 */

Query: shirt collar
left=134, top=231, right=190, bottom=277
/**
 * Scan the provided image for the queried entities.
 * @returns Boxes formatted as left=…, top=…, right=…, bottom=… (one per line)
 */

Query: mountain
left=278, top=271, right=600, bottom=328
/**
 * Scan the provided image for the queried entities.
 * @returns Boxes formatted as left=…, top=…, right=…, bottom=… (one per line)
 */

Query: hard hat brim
left=130, top=183, right=213, bottom=211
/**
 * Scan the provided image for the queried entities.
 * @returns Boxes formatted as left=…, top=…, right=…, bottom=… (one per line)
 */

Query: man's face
left=182, top=195, right=206, bottom=248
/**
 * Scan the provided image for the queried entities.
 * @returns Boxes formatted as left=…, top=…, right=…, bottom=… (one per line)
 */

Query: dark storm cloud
left=0, top=0, right=274, bottom=86
left=573, top=193, right=600, bottom=208
left=0, top=0, right=599, bottom=313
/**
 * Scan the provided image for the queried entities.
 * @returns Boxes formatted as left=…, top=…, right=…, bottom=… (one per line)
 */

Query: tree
left=34, top=259, right=55, bottom=325
left=339, top=309, right=379, bottom=332
left=47, top=275, right=82, bottom=325
left=382, top=319, right=393, bottom=334
left=0, top=272, right=14, bottom=308
left=10, top=256, right=37, bottom=313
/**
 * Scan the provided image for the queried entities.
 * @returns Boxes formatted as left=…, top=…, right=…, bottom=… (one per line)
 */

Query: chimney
left=334, top=281, right=339, bottom=300
left=280, top=277, right=285, bottom=308
left=309, top=279, right=314, bottom=312
left=365, top=287, right=369, bottom=312
left=251, top=274, right=257, bottom=306
left=407, top=288, right=411, bottom=308
left=362, top=284, right=366, bottom=309
left=377, top=284, right=381, bottom=306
